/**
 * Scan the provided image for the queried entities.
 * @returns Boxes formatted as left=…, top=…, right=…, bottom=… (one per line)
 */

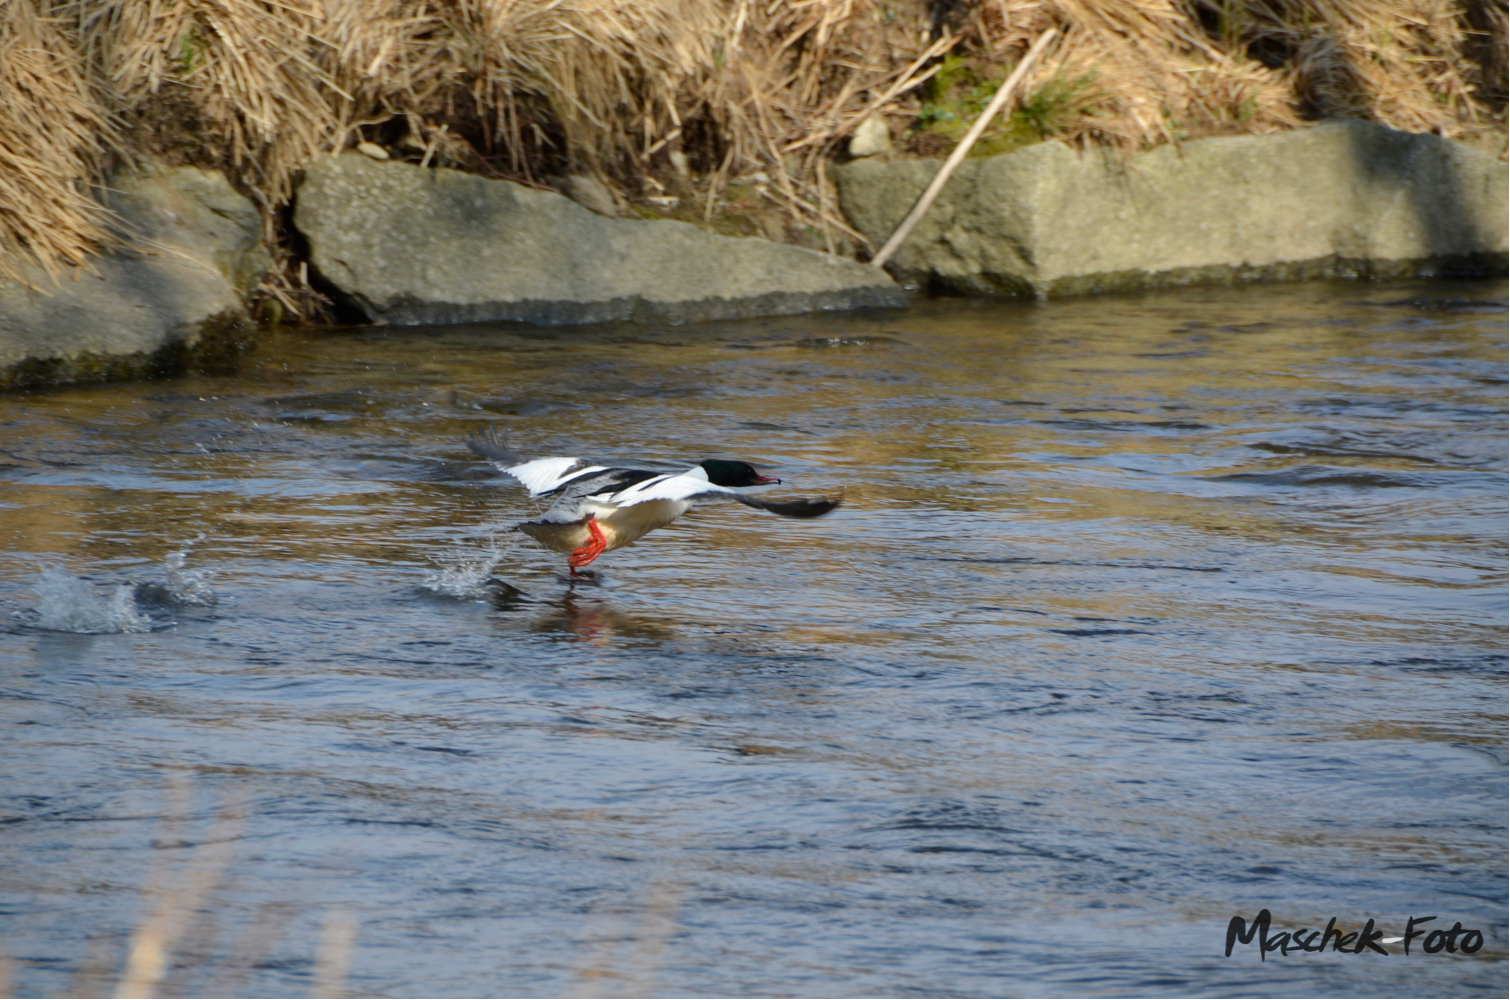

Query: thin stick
left=870, top=29, right=1057, bottom=270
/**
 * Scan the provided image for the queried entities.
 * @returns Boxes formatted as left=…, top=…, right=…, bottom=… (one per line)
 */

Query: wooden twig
left=870, top=30, right=1058, bottom=270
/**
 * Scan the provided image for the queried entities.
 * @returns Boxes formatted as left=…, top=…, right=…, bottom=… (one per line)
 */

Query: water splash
left=162, top=551, right=217, bottom=606
left=423, top=548, right=506, bottom=599
left=132, top=550, right=218, bottom=608
left=423, top=536, right=531, bottom=604
left=35, top=566, right=152, bottom=634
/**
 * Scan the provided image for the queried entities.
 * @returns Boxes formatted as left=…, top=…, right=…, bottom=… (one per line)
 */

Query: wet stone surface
left=0, top=279, right=1505, bottom=997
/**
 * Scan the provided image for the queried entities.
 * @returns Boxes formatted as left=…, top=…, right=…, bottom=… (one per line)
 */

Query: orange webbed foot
left=567, top=516, right=607, bottom=574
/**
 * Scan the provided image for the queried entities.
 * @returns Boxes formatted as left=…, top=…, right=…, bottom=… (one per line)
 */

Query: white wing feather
left=606, top=474, right=736, bottom=506
left=504, top=457, right=609, bottom=496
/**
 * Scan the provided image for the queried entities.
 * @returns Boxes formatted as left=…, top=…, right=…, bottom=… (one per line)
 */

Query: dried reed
left=0, top=0, right=120, bottom=287
left=2, top=1, right=1504, bottom=308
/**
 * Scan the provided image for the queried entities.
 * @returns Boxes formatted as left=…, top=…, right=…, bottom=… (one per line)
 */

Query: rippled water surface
left=2, top=279, right=1506, bottom=998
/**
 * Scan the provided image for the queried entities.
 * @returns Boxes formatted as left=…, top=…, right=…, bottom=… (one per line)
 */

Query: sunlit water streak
left=0, top=279, right=1504, bottom=998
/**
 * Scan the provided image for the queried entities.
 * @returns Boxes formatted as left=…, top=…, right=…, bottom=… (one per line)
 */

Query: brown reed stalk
left=0, top=0, right=120, bottom=287
left=2, top=1, right=1502, bottom=312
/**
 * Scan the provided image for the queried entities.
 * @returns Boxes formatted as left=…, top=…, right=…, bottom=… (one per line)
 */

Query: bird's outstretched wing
left=603, top=473, right=841, bottom=518
left=466, top=425, right=609, bottom=496
left=468, top=425, right=840, bottom=517
left=731, top=493, right=841, bottom=518
left=465, top=424, right=526, bottom=466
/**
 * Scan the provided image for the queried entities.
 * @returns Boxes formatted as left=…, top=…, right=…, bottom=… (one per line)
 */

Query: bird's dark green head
left=700, top=459, right=780, bottom=488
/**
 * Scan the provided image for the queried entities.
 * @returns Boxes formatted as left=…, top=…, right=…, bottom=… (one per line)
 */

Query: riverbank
left=835, top=119, right=1508, bottom=297
left=1, top=1, right=1506, bottom=388
left=4, top=118, right=1506, bottom=389
left=5, top=1, right=1504, bottom=298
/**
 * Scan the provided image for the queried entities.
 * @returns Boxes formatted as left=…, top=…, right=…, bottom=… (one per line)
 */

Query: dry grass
left=914, top=1, right=1505, bottom=155
left=0, top=0, right=121, bottom=287
left=3, top=0, right=1505, bottom=308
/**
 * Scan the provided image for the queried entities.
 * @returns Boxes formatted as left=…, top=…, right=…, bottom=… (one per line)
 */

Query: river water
left=1, top=278, right=1505, bottom=998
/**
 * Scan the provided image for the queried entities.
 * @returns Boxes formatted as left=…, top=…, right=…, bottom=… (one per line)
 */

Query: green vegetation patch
left=911, top=54, right=1099, bottom=158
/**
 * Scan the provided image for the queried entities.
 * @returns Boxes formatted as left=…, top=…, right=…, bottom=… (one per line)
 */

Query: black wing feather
left=467, top=424, right=840, bottom=518
left=733, top=494, right=842, bottom=518
left=466, top=424, right=527, bottom=465
left=558, top=467, right=663, bottom=499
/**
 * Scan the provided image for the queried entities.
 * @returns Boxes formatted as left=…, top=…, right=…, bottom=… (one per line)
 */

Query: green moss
left=1, top=310, right=258, bottom=391
left=969, top=122, right=1043, bottom=159
left=925, top=54, right=974, bottom=104
left=911, top=252, right=1510, bottom=301
left=174, top=29, right=204, bottom=75
left=623, top=181, right=794, bottom=243
left=912, top=61, right=1096, bottom=158
left=1015, top=72, right=1097, bottom=139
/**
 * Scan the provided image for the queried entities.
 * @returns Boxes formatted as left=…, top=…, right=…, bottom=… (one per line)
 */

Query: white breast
left=599, top=498, right=695, bottom=549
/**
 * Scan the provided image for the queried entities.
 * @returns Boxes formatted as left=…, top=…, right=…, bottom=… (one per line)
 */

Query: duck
left=466, top=425, right=841, bottom=574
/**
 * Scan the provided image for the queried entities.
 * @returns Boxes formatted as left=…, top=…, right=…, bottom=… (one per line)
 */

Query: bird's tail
left=466, top=424, right=527, bottom=466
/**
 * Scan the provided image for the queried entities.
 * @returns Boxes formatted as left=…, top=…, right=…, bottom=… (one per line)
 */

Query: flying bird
left=466, top=426, right=840, bottom=574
